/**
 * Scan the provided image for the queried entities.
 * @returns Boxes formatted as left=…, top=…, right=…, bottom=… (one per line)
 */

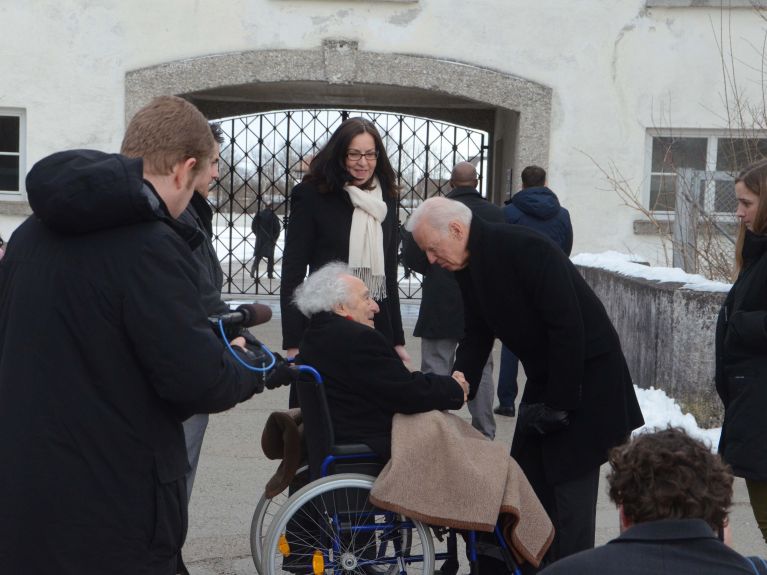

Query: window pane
left=0, top=155, right=19, bottom=191
left=714, top=180, right=736, bottom=213
left=651, top=137, right=707, bottom=172
left=650, top=174, right=676, bottom=211
left=0, top=116, right=19, bottom=153
left=716, top=138, right=767, bottom=172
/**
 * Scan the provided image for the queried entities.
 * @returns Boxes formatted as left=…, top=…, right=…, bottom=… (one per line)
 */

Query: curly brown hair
left=607, top=427, right=732, bottom=530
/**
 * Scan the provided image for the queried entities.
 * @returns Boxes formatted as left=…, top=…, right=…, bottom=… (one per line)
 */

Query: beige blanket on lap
left=369, top=411, right=554, bottom=567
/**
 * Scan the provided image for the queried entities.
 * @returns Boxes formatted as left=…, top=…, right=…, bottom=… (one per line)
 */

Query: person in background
left=540, top=427, right=764, bottom=574
left=407, top=197, right=643, bottom=568
left=174, top=122, right=226, bottom=575
left=294, top=261, right=467, bottom=461
left=716, top=158, right=767, bottom=545
left=0, top=96, right=265, bottom=575
left=402, top=161, right=504, bottom=439
left=495, top=165, right=573, bottom=418
left=280, top=118, right=410, bottom=366
left=250, top=198, right=281, bottom=280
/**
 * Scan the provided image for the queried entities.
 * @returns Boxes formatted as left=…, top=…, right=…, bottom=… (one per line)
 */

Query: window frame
left=645, top=129, right=767, bottom=220
left=0, top=108, right=26, bottom=201
left=646, top=0, right=767, bottom=7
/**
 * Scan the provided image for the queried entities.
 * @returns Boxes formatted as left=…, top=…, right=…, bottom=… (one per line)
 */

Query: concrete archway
left=126, top=40, right=552, bottom=203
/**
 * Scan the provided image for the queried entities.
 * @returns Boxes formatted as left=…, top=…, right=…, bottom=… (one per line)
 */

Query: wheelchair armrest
left=330, top=443, right=378, bottom=458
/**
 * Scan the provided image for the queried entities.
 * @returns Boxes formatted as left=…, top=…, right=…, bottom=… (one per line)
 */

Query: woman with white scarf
left=280, top=117, right=411, bottom=367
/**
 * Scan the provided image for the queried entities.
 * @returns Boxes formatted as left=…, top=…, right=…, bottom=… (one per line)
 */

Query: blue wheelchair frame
left=294, top=364, right=521, bottom=575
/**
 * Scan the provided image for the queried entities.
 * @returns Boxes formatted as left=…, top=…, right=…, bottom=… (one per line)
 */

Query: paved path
left=185, top=300, right=765, bottom=573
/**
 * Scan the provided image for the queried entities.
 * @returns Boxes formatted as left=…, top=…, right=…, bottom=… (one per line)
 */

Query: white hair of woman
left=293, top=261, right=353, bottom=318
left=405, top=196, right=472, bottom=235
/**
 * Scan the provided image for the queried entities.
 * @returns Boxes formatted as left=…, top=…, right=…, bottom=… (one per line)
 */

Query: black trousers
left=517, top=447, right=600, bottom=572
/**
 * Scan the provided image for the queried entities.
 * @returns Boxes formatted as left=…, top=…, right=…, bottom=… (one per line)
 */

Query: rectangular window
left=647, top=132, right=767, bottom=215
left=0, top=110, right=24, bottom=198
left=650, top=136, right=707, bottom=211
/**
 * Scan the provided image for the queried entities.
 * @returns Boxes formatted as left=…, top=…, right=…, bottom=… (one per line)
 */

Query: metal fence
left=208, top=109, right=489, bottom=298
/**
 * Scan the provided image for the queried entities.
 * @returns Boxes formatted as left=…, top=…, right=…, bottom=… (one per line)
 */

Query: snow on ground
left=634, top=385, right=721, bottom=452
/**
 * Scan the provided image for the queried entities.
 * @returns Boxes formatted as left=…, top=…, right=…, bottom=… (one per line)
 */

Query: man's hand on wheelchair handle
left=451, top=371, right=469, bottom=402
left=518, top=403, right=570, bottom=436
left=264, top=354, right=297, bottom=390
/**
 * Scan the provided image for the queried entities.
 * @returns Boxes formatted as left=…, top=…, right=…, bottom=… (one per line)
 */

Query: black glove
left=518, top=403, right=570, bottom=436
left=230, top=346, right=266, bottom=394
left=265, top=354, right=298, bottom=390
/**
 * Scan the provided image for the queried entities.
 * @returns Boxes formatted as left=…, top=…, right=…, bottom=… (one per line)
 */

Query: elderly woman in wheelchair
left=252, top=263, right=549, bottom=575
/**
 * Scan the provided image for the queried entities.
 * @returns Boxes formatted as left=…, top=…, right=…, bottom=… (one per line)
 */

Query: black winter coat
left=178, top=192, right=229, bottom=316
left=504, top=186, right=573, bottom=255
left=453, top=218, right=643, bottom=484
left=298, top=312, right=465, bottom=460
left=0, top=150, right=263, bottom=575
left=402, top=187, right=504, bottom=340
left=280, top=180, right=404, bottom=349
left=252, top=207, right=281, bottom=258
left=716, top=230, right=767, bottom=480
left=540, top=519, right=759, bottom=575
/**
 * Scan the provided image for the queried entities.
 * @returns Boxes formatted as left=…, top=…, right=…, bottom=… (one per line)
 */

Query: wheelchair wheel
left=251, top=466, right=310, bottom=574
left=262, top=473, right=434, bottom=575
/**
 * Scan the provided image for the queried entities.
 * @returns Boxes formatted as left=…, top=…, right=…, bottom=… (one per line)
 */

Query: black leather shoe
left=493, top=405, right=516, bottom=417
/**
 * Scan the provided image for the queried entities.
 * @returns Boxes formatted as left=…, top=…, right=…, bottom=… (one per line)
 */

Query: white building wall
left=0, top=0, right=764, bottom=264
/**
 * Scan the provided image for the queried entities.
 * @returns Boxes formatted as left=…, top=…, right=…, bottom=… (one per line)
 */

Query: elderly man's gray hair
left=405, top=196, right=472, bottom=234
left=293, top=262, right=353, bottom=318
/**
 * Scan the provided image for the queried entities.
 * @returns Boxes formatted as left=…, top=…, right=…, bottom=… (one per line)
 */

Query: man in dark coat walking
left=402, top=161, right=504, bottom=439
left=407, top=197, right=643, bottom=567
left=496, top=165, right=574, bottom=418
left=250, top=199, right=281, bottom=279
left=0, top=96, right=266, bottom=575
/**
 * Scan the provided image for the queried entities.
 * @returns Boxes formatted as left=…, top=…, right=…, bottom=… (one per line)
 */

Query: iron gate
left=208, top=109, right=489, bottom=298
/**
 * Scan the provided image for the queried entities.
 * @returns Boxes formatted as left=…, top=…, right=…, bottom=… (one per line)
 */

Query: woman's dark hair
left=304, top=117, right=398, bottom=198
left=734, top=158, right=767, bottom=272
left=607, top=427, right=732, bottom=531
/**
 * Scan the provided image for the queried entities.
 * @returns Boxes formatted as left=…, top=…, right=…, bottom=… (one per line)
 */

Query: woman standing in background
left=716, top=158, right=767, bottom=544
left=280, top=117, right=410, bottom=365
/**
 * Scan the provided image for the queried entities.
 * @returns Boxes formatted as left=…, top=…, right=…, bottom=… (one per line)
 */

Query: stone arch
left=125, top=40, right=551, bottom=201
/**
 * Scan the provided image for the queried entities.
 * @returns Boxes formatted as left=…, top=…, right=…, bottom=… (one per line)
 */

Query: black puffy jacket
left=716, top=230, right=767, bottom=480
left=503, top=186, right=573, bottom=255
left=0, top=150, right=263, bottom=574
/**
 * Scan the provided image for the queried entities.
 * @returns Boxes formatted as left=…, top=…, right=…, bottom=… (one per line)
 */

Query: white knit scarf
left=344, top=177, right=388, bottom=300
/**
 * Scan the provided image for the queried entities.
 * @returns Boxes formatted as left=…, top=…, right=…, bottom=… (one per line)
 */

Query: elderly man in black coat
left=406, top=196, right=644, bottom=567
left=403, top=161, right=505, bottom=440
left=293, top=261, right=468, bottom=460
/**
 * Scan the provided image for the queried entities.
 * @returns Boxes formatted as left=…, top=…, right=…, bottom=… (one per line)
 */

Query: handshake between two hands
left=451, top=371, right=469, bottom=402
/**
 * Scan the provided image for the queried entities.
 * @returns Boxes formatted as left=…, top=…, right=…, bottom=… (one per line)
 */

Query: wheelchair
left=251, top=364, right=521, bottom=575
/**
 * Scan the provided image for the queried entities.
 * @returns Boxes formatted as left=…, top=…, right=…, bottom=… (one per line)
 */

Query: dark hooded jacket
left=178, top=192, right=229, bottom=316
left=716, top=230, right=767, bottom=480
left=504, top=186, right=573, bottom=255
left=0, top=150, right=263, bottom=575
